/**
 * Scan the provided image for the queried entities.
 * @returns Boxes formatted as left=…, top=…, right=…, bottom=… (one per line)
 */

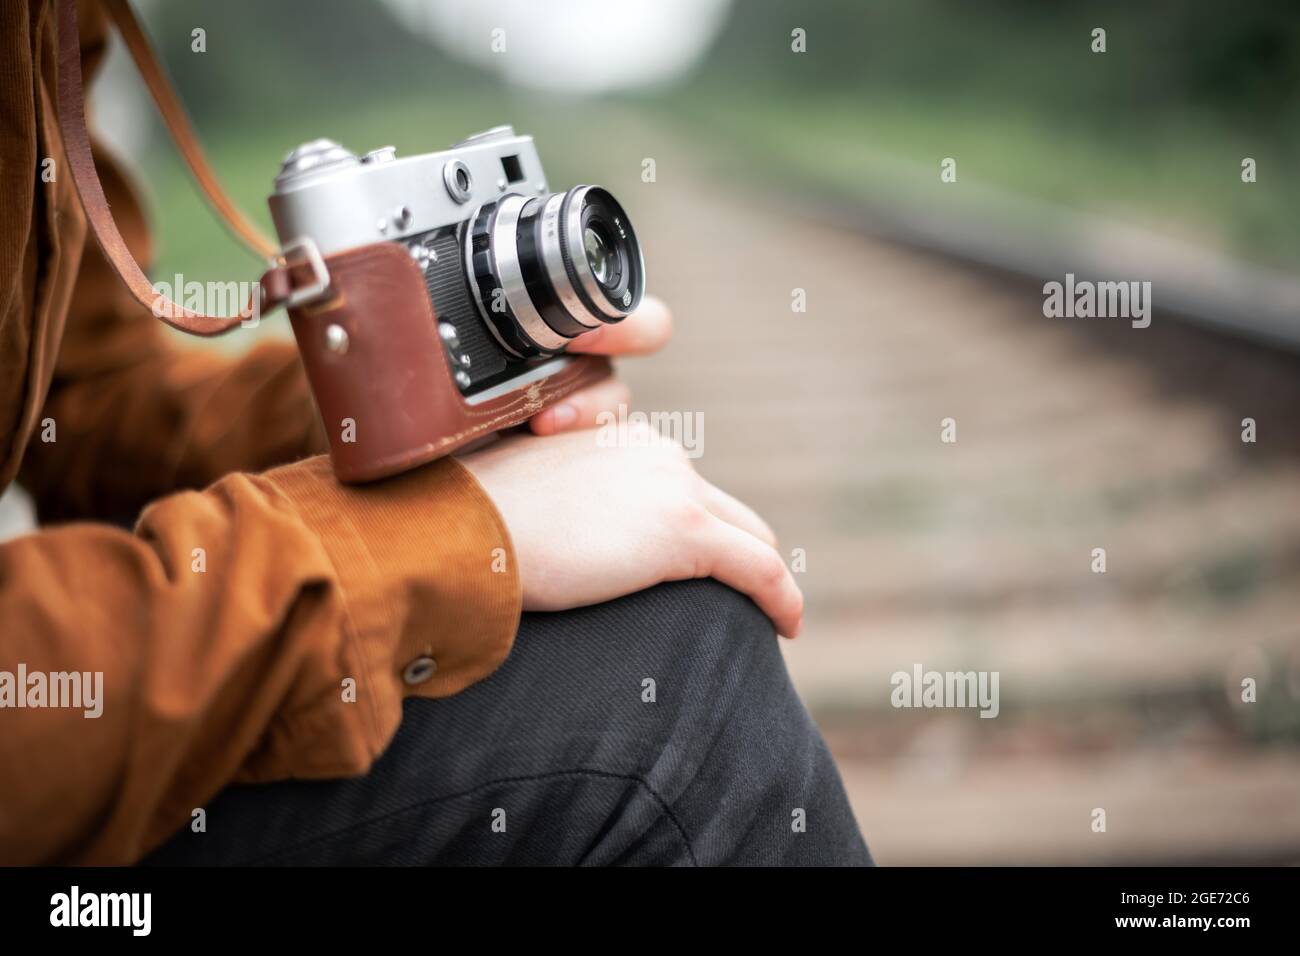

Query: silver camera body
left=268, top=126, right=644, bottom=399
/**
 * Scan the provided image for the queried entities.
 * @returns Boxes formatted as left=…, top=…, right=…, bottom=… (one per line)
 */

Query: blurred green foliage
left=693, top=0, right=1299, bottom=123
left=648, top=0, right=1300, bottom=268
left=142, top=0, right=469, bottom=124
left=129, top=0, right=1300, bottom=302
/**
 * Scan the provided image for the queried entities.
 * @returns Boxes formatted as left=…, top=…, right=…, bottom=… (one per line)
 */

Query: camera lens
left=466, top=185, right=645, bottom=357
left=585, top=225, right=614, bottom=285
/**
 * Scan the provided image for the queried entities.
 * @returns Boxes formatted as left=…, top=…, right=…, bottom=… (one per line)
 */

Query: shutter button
left=403, top=656, right=438, bottom=686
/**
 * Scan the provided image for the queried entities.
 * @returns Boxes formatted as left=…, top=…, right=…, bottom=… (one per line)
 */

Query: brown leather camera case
left=287, top=243, right=612, bottom=483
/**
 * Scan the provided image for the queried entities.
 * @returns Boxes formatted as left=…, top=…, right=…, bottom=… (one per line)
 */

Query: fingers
left=530, top=295, right=670, bottom=434
left=698, top=481, right=778, bottom=549
left=529, top=377, right=631, bottom=436
left=566, top=295, right=673, bottom=357
left=695, top=518, right=804, bottom=639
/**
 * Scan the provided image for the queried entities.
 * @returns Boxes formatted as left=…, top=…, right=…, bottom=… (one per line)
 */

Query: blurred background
left=86, top=0, right=1300, bottom=863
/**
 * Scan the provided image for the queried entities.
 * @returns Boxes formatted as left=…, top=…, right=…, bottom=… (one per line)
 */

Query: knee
left=607, top=577, right=778, bottom=670
left=595, top=581, right=868, bottom=865
left=586, top=578, right=791, bottom=707
left=510, top=576, right=795, bottom=761
left=667, top=577, right=774, bottom=637
left=513, top=577, right=784, bottom=701
left=583, top=578, right=799, bottom=747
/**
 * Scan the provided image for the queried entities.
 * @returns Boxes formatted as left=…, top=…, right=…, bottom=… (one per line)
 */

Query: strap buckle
left=280, top=237, right=331, bottom=309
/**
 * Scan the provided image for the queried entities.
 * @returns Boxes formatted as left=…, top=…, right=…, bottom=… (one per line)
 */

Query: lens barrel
left=467, top=185, right=644, bottom=357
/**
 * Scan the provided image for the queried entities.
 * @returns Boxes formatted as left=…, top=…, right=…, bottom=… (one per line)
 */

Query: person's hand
left=528, top=295, right=673, bottom=435
left=459, top=426, right=803, bottom=638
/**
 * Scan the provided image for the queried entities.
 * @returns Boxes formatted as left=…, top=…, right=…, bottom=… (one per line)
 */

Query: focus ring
left=536, top=193, right=604, bottom=330
left=559, top=186, right=627, bottom=323
left=467, top=197, right=569, bottom=356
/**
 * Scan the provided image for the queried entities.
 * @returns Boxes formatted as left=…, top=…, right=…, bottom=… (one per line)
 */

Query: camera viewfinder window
left=501, top=154, right=525, bottom=183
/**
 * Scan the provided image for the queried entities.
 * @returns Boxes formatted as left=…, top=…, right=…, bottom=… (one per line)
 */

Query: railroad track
left=589, top=119, right=1300, bottom=864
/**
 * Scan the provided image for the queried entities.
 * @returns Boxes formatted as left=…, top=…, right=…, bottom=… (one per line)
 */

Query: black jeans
left=145, top=579, right=871, bottom=866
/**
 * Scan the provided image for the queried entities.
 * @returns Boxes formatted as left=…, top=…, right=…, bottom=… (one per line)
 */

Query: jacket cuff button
left=402, top=655, right=438, bottom=686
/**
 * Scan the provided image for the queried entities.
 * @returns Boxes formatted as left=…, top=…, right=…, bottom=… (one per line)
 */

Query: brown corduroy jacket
left=0, top=0, right=521, bottom=864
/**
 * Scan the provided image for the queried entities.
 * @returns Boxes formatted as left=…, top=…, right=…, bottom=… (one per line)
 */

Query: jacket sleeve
left=0, top=454, right=522, bottom=865
left=16, top=0, right=323, bottom=522
left=15, top=140, right=328, bottom=524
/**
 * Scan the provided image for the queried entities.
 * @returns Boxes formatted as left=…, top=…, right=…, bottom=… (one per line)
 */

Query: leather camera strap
left=56, top=0, right=295, bottom=335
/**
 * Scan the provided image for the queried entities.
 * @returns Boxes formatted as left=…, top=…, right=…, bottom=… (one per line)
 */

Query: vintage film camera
left=268, top=127, right=645, bottom=480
